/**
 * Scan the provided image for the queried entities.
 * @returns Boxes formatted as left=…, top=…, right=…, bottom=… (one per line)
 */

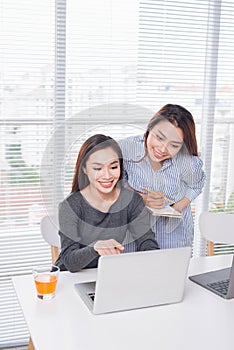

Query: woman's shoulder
left=118, top=134, right=144, bottom=159
left=120, top=133, right=143, bottom=141
left=118, top=134, right=144, bottom=149
left=61, top=191, right=81, bottom=203
left=59, top=191, right=83, bottom=213
left=173, top=152, right=204, bottom=173
left=173, top=150, right=202, bottom=163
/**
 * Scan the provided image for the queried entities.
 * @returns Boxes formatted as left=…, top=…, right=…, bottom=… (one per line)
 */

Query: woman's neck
left=148, top=157, right=163, bottom=171
left=81, top=186, right=120, bottom=212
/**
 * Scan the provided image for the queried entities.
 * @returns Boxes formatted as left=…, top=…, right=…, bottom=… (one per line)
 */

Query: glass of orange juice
left=32, top=265, right=60, bottom=300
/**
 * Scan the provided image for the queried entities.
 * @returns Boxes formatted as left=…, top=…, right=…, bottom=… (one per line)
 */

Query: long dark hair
left=71, top=134, right=123, bottom=192
left=144, top=104, right=198, bottom=156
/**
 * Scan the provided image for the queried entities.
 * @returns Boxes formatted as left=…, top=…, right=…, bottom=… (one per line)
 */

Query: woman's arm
left=59, top=234, right=125, bottom=272
left=181, top=156, right=206, bottom=202
left=57, top=198, right=125, bottom=272
left=58, top=231, right=99, bottom=272
left=171, top=196, right=190, bottom=212
left=168, top=156, right=205, bottom=212
left=57, top=199, right=99, bottom=272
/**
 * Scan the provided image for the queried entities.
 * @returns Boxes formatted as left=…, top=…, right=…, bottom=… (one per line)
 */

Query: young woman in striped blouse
left=119, top=104, right=205, bottom=249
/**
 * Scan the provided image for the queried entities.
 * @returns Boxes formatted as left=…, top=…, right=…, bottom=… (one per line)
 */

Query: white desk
left=13, top=255, right=234, bottom=350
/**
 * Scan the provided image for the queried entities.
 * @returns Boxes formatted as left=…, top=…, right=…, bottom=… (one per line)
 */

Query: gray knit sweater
left=55, top=187, right=159, bottom=272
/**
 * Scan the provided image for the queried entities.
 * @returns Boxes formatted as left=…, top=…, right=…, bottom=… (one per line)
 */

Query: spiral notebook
left=141, top=187, right=182, bottom=218
left=146, top=205, right=182, bottom=218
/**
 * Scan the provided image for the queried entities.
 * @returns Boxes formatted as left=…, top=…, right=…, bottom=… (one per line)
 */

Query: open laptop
left=189, top=255, right=234, bottom=299
left=74, top=246, right=191, bottom=314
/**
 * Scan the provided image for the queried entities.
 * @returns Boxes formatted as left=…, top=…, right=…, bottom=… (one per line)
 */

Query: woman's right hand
left=94, top=239, right=125, bottom=256
left=140, top=191, right=164, bottom=209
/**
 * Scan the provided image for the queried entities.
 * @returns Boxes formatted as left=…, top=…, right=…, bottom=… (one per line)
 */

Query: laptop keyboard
left=207, top=279, right=230, bottom=295
left=88, top=292, right=95, bottom=301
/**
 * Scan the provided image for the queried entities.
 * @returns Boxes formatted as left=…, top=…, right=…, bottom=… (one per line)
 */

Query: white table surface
left=13, top=254, right=234, bottom=350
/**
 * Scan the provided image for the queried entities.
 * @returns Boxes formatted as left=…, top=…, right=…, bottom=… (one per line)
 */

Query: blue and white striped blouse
left=119, top=135, right=206, bottom=249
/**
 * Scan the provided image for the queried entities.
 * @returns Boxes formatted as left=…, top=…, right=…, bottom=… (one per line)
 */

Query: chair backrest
left=199, top=211, right=234, bottom=255
left=40, top=215, right=61, bottom=264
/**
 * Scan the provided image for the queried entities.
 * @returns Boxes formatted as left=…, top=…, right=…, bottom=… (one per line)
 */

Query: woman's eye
left=111, top=166, right=118, bottom=170
left=156, top=135, right=164, bottom=141
left=171, top=144, right=180, bottom=149
left=93, top=167, right=101, bottom=171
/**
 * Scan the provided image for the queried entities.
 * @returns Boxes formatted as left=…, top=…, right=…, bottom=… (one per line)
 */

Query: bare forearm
left=172, top=197, right=190, bottom=212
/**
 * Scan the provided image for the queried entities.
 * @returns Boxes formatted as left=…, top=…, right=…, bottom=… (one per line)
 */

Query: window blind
left=0, top=0, right=145, bottom=346
left=137, top=0, right=234, bottom=256
left=0, top=0, right=56, bottom=346
left=65, top=0, right=139, bottom=116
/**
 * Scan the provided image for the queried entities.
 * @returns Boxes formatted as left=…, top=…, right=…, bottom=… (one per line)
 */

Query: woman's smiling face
left=146, top=120, right=184, bottom=164
left=83, top=147, right=121, bottom=195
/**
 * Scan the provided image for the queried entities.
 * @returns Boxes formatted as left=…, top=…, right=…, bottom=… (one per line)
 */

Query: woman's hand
left=171, top=197, right=190, bottom=212
left=94, top=239, right=125, bottom=256
left=140, top=191, right=164, bottom=209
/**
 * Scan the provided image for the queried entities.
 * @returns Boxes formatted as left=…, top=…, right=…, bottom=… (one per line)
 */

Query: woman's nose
left=159, top=141, right=168, bottom=152
left=102, top=167, right=111, bottom=178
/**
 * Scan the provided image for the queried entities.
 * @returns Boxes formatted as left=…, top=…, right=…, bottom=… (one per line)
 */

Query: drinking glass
left=32, top=265, right=60, bottom=300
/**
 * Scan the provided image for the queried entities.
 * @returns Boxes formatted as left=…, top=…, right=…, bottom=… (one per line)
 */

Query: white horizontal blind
left=0, top=0, right=145, bottom=347
left=49, top=0, right=148, bottom=204
left=42, top=0, right=145, bottom=216
left=137, top=0, right=209, bottom=112
left=137, top=0, right=209, bottom=257
left=211, top=0, right=234, bottom=217
left=198, top=0, right=234, bottom=255
left=137, top=0, right=234, bottom=255
left=65, top=0, right=139, bottom=119
left=0, top=0, right=55, bottom=346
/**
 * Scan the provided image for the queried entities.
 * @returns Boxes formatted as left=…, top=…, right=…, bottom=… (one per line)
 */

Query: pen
left=141, top=186, right=175, bottom=204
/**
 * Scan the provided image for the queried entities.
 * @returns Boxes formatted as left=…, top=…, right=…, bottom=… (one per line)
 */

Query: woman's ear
left=82, top=166, right=87, bottom=175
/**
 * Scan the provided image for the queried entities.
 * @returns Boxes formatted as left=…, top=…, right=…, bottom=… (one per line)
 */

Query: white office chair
left=40, top=215, right=61, bottom=264
left=199, top=211, right=234, bottom=256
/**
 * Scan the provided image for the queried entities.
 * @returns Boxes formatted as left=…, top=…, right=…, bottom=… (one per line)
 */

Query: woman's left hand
left=171, top=197, right=190, bottom=212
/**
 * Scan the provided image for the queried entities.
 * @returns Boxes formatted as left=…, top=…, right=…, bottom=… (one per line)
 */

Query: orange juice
left=35, top=274, right=57, bottom=295
left=33, top=265, right=59, bottom=299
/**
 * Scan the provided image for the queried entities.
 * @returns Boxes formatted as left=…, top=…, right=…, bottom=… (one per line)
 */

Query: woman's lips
left=152, top=149, right=167, bottom=160
left=98, top=181, right=114, bottom=188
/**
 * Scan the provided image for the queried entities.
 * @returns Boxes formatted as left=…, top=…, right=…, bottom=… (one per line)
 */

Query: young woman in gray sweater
left=55, top=134, right=159, bottom=272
